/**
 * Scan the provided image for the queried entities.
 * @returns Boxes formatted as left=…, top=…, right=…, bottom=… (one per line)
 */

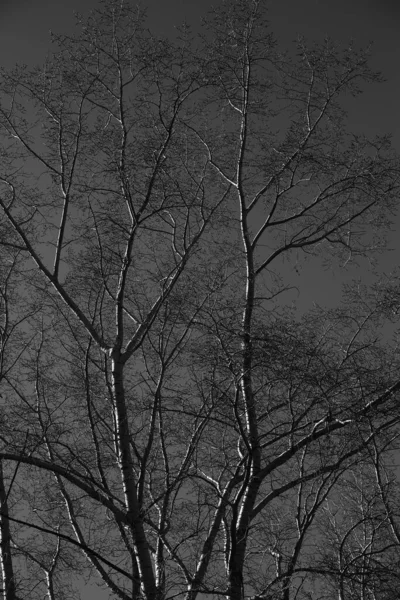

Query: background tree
left=0, top=1, right=400, bottom=599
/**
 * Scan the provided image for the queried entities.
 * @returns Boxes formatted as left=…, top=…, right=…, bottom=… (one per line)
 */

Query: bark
left=228, top=476, right=262, bottom=600
left=111, top=352, right=157, bottom=600
left=0, top=461, right=16, bottom=600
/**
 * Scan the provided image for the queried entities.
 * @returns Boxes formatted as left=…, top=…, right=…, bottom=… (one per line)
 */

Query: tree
left=0, top=0, right=399, bottom=598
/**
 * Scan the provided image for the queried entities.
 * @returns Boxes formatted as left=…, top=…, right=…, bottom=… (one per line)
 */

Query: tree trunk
left=111, top=353, right=157, bottom=600
left=0, top=460, right=17, bottom=600
left=228, top=475, right=262, bottom=600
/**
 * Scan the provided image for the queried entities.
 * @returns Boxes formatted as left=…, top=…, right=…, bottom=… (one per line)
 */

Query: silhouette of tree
left=0, top=1, right=399, bottom=599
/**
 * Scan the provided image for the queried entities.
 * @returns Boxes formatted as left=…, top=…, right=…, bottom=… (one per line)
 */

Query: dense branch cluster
left=0, top=1, right=399, bottom=599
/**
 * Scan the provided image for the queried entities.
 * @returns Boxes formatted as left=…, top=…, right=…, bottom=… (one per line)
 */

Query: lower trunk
left=227, top=569, right=244, bottom=600
left=0, top=460, right=17, bottom=600
left=112, top=354, right=157, bottom=600
left=227, top=475, right=262, bottom=600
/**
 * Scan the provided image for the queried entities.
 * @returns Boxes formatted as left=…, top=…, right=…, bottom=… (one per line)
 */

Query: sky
left=0, top=0, right=399, bottom=597
left=1, top=0, right=399, bottom=313
left=1, top=0, right=399, bottom=141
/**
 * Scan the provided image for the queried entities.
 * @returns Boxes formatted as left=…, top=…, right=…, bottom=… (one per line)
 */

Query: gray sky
left=1, top=0, right=398, bottom=148
left=0, top=1, right=399, bottom=596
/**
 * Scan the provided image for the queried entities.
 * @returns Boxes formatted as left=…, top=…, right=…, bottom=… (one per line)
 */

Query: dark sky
left=0, top=0, right=398, bottom=143
left=1, top=0, right=398, bottom=314
left=0, top=1, right=399, bottom=595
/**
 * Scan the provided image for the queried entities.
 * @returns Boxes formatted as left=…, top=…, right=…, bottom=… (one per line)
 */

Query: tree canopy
left=0, top=1, right=400, bottom=599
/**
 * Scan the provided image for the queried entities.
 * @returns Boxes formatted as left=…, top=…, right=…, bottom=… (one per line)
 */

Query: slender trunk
left=112, top=353, right=157, bottom=600
left=227, top=185, right=262, bottom=598
left=227, top=475, right=262, bottom=600
left=0, top=460, right=17, bottom=600
left=228, top=151, right=263, bottom=596
left=45, top=570, right=55, bottom=600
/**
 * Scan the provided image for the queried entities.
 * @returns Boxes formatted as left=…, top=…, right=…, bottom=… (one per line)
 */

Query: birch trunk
left=0, top=461, right=16, bottom=600
left=111, top=352, right=157, bottom=600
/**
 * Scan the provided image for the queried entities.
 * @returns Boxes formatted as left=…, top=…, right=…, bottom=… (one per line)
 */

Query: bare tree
left=0, top=1, right=399, bottom=599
